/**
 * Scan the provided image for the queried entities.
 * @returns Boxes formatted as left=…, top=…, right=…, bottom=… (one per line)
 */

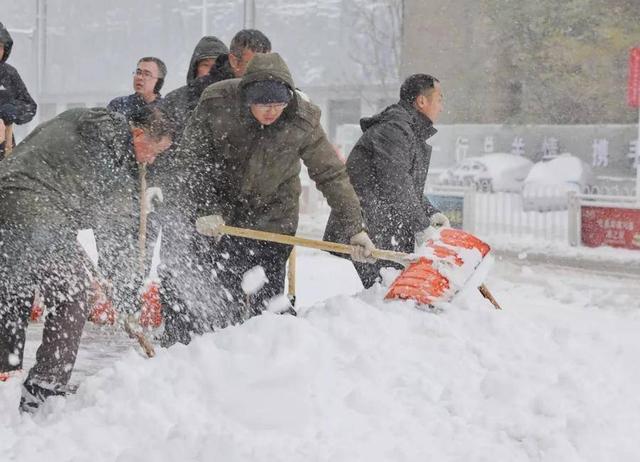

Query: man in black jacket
left=324, top=74, right=449, bottom=288
left=0, top=106, right=172, bottom=413
left=0, top=22, right=37, bottom=157
left=108, top=57, right=167, bottom=120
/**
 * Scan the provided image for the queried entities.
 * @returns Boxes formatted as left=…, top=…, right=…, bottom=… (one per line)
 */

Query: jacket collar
left=399, top=100, right=437, bottom=141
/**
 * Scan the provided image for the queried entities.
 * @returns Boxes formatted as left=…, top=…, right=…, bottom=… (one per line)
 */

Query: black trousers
left=213, top=235, right=292, bottom=321
left=160, top=234, right=292, bottom=345
left=0, top=254, right=90, bottom=389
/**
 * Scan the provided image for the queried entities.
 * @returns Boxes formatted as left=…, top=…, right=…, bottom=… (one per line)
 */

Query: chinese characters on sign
left=455, top=136, right=469, bottom=162
left=581, top=206, right=640, bottom=249
left=433, top=131, right=638, bottom=171
left=511, top=137, right=525, bottom=156
left=483, top=136, right=494, bottom=154
left=628, top=140, right=639, bottom=168
left=541, top=137, right=559, bottom=160
left=592, top=138, right=609, bottom=167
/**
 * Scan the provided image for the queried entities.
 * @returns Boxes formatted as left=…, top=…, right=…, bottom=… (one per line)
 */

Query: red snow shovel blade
left=385, top=229, right=491, bottom=306
left=385, top=257, right=450, bottom=305
left=140, top=282, right=162, bottom=328
left=439, top=228, right=490, bottom=257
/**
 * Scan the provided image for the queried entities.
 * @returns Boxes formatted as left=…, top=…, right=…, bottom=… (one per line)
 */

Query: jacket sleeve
left=3, top=65, right=37, bottom=125
left=300, top=122, right=364, bottom=238
left=368, top=121, right=431, bottom=233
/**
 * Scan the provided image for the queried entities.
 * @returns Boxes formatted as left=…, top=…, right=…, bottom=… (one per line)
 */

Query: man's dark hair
left=400, top=74, right=439, bottom=104
left=230, top=29, right=272, bottom=57
left=129, top=106, right=174, bottom=141
left=138, top=56, right=168, bottom=93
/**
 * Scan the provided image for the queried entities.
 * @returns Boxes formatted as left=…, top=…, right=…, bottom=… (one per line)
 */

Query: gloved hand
left=0, top=103, right=17, bottom=124
left=195, top=214, right=225, bottom=239
left=349, top=231, right=376, bottom=263
left=144, top=186, right=164, bottom=213
left=429, top=212, right=451, bottom=228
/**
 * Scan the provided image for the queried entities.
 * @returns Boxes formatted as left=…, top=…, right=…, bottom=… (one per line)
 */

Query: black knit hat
left=245, top=80, right=291, bottom=105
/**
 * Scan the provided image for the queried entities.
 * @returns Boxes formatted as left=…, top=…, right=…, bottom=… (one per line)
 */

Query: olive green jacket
left=177, top=52, right=363, bottom=237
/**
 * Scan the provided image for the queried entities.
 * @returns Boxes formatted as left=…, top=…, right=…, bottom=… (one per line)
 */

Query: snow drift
left=2, top=264, right=640, bottom=462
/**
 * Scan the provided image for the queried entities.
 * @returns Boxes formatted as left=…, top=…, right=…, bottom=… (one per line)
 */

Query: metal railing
left=427, top=183, right=639, bottom=245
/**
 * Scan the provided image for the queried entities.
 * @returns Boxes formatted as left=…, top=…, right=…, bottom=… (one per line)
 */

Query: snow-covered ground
left=2, top=246, right=640, bottom=462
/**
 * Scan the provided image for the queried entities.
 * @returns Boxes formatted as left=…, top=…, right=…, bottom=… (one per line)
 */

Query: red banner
left=581, top=206, right=640, bottom=249
left=629, top=48, right=640, bottom=108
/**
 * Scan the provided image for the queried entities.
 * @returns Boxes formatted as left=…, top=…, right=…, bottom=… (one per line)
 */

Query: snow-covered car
left=437, top=153, right=533, bottom=192
left=521, top=154, right=595, bottom=212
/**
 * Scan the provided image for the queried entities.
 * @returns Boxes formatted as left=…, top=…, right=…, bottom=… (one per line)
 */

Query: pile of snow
left=3, top=258, right=640, bottom=461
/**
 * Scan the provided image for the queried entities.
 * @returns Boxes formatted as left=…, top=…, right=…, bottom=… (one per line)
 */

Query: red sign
left=628, top=48, right=640, bottom=108
left=581, top=206, right=640, bottom=249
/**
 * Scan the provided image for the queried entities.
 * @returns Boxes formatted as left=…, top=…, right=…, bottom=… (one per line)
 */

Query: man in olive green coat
left=0, top=106, right=172, bottom=412
left=168, top=52, right=374, bottom=337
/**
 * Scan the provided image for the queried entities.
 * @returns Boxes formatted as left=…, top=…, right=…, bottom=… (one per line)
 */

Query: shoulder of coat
left=201, top=78, right=240, bottom=103
left=294, top=92, right=321, bottom=128
left=0, top=62, right=17, bottom=76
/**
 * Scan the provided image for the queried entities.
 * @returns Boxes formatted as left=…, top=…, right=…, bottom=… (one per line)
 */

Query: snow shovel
left=137, top=163, right=163, bottom=328
left=287, top=247, right=297, bottom=306
left=195, top=216, right=500, bottom=309
left=3, top=123, right=13, bottom=158
left=77, top=243, right=156, bottom=358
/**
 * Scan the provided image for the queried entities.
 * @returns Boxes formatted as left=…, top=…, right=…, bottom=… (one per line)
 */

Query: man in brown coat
left=167, top=52, right=374, bottom=338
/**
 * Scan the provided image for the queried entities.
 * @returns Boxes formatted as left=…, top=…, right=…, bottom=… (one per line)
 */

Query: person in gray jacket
left=0, top=106, right=172, bottom=413
left=324, top=74, right=449, bottom=288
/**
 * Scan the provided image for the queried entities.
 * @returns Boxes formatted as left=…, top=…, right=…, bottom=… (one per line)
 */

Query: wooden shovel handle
left=123, top=317, right=156, bottom=358
left=4, top=123, right=13, bottom=158
left=479, top=283, right=501, bottom=310
left=216, top=224, right=411, bottom=265
left=287, top=247, right=296, bottom=304
left=197, top=219, right=503, bottom=311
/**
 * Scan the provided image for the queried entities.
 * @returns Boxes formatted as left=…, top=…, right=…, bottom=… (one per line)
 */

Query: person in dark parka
left=0, top=106, right=172, bottom=413
left=0, top=22, right=37, bottom=157
left=161, top=36, right=230, bottom=144
left=324, top=74, right=449, bottom=288
left=162, top=53, right=374, bottom=344
left=107, top=57, right=166, bottom=121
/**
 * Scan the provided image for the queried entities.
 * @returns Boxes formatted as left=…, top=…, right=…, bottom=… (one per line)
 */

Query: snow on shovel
left=195, top=216, right=500, bottom=310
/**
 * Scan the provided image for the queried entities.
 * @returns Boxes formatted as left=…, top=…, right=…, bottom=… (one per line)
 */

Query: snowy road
left=3, top=249, right=640, bottom=461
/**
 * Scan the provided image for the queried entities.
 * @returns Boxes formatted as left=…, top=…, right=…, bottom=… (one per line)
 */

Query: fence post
left=567, top=191, right=580, bottom=246
left=463, top=187, right=475, bottom=233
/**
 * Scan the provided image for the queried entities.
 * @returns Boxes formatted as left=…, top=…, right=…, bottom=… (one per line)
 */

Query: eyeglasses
left=133, top=69, right=158, bottom=80
left=253, top=102, right=288, bottom=110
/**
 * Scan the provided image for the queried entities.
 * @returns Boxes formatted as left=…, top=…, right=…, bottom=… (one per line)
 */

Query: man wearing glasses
left=108, top=57, right=167, bottom=121
left=163, top=53, right=374, bottom=343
